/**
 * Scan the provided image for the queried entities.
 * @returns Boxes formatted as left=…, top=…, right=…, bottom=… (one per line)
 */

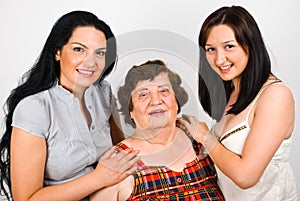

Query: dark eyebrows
left=224, top=40, right=236, bottom=44
left=96, top=47, right=107, bottom=51
left=70, top=42, right=87, bottom=49
left=205, top=39, right=236, bottom=47
left=70, top=42, right=107, bottom=51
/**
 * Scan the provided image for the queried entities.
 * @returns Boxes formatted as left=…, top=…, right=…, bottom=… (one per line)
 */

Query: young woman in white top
left=182, top=5, right=298, bottom=201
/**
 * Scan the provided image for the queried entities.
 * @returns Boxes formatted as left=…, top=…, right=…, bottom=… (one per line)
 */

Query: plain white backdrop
left=0, top=0, right=299, bottom=198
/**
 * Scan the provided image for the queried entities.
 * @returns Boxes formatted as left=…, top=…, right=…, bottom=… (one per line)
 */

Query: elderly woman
left=91, top=59, right=224, bottom=200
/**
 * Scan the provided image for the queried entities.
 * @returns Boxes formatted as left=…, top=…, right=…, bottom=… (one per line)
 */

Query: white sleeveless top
left=213, top=82, right=298, bottom=201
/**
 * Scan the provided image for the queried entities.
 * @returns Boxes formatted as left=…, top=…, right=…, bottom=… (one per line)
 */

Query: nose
left=215, top=50, right=227, bottom=66
left=150, top=91, right=162, bottom=105
left=84, top=52, right=96, bottom=68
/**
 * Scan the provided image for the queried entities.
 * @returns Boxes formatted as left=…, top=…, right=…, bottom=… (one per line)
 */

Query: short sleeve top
left=12, top=80, right=116, bottom=186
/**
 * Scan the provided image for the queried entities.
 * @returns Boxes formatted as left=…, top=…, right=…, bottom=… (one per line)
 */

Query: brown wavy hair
left=118, top=59, right=188, bottom=128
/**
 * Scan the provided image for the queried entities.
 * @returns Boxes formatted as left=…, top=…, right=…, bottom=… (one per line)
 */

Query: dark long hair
left=0, top=10, right=117, bottom=200
left=198, top=5, right=272, bottom=121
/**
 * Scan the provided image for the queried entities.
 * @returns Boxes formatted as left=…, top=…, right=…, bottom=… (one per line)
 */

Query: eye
left=161, top=88, right=169, bottom=93
left=160, top=88, right=170, bottom=96
left=73, top=47, right=85, bottom=52
left=138, top=91, right=148, bottom=99
left=96, top=50, right=106, bottom=56
left=225, top=44, right=235, bottom=50
left=205, top=47, right=215, bottom=52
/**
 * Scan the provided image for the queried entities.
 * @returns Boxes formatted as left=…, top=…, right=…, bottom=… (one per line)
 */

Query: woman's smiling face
left=56, top=26, right=107, bottom=92
left=130, top=72, right=178, bottom=130
left=205, top=24, right=248, bottom=82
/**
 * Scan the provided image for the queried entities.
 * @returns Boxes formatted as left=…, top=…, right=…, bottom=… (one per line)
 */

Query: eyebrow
left=205, top=39, right=236, bottom=46
left=70, top=42, right=107, bottom=50
left=135, top=84, right=171, bottom=91
left=70, top=42, right=87, bottom=48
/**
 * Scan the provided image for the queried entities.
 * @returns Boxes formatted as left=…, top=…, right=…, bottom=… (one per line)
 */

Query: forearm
left=90, top=185, right=119, bottom=201
left=182, top=118, right=257, bottom=188
left=28, top=146, right=140, bottom=201
left=207, top=138, right=260, bottom=189
left=27, top=171, right=105, bottom=201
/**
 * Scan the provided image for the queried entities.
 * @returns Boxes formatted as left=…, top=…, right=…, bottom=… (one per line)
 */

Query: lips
left=149, top=109, right=166, bottom=116
left=219, top=64, right=233, bottom=73
left=77, top=69, right=94, bottom=75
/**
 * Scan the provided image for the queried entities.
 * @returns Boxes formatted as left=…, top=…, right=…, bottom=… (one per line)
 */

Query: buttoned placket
left=72, top=89, right=97, bottom=164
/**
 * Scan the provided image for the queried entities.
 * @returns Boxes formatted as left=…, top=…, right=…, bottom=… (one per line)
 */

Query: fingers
left=114, top=149, right=140, bottom=173
left=179, top=114, right=204, bottom=140
left=99, top=146, right=140, bottom=174
left=101, top=146, right=119, bottom=159
left=120, top=165, right=139, bottom=179
left=179, top=114, right=196, bottom=130
left=181, top=114, right=191, bottom=124
left=111, top=148, right=138, bottom=162
left=182, top=114, right=199, bottom=124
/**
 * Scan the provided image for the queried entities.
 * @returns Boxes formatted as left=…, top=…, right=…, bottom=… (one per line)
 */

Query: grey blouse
left=12, top=80, right=115, bottom=186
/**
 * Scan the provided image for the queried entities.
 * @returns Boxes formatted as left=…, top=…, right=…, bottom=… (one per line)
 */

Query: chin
left=75, top=81, right=94, bottom=89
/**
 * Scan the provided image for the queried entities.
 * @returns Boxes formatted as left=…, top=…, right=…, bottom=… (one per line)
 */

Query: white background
left=0, top=0, right=299, bottom=197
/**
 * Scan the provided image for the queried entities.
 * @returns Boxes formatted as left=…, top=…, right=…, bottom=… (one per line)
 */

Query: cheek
left=97, top=57, right=105, bottom=64
left=131, top=107, right=149, bottom=127
left=237, top=48, right=248, bottom=66
left=60, top=55, right=81, bottom=68
left=95, top=57, right=105, bottom=66
left=91, top=59, right=105, bottom=77
left=206, top=55, right=216, bottom=68
left=241, top=56, right=249, bottom=68
left=166, top=97, right=178, bottom=111
left=130, top=101, right=146, bottom=120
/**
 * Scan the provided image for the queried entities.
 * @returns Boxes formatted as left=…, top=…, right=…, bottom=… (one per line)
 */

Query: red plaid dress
left=116, top=123, right=225, bottom=201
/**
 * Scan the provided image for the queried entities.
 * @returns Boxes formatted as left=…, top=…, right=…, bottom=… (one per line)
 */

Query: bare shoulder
left=253, top=82, right=295, bottom=139
left=121, top=137, right=134, bottom=147
left=121, top=135, right=145, bottom=150
left=254, top=82, right=295, bottom=125
left=118, top=176, right=134, bottom=200
left=259, top=83, right=294, bottom=103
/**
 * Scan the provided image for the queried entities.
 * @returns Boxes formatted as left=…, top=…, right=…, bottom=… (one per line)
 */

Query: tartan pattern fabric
left=116, top=123, right=225, bottom=201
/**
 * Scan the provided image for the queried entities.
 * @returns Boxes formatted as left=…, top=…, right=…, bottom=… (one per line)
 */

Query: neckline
left=116, top=139, right=203, bottom=173
left=217, top=80, right=283, bottom=140
left=219, top=123, right=249, bottom=142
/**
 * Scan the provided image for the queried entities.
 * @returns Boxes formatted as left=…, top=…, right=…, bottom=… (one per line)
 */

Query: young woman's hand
left=179, top=114, right=218, bottom=155
left=179, top=114, right=210, bottom=143
left=94, top=146, right=140, bottom=187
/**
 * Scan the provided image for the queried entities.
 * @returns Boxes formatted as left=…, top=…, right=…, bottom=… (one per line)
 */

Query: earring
left=55, top=55, right=60, bottom=61
left=55, top=50, right=60, bottom=61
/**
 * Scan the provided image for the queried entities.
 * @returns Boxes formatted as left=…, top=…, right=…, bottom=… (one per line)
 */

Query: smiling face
left=55, top=26, right=107, bottom=92
left=205, top=24, right=248, bottom=82
left=130, top=72, right=178, bottom=130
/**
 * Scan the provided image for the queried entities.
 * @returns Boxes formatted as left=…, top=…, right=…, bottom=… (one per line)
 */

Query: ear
left=130, top=111, right=134, bottom=120
left=55, top=50, right=61, bottom=61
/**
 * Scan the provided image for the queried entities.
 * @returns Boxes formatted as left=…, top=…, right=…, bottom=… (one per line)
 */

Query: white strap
left=245, top=80, right=282, bottom=122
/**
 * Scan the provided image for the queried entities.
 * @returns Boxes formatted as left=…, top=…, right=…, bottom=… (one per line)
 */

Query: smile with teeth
left=219, top=64, right=232, bottom=70
left=77, top=69, right=94, bottom=75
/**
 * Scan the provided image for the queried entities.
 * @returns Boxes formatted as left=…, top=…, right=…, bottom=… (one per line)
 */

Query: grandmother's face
left=130, top=72, right=178, bottom=130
